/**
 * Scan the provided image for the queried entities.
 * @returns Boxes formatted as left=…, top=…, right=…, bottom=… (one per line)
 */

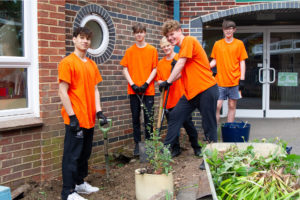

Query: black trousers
left=164, top=85, right=219, bottom=148
left=166, top=107, right=200, bottom=150
left=130, top=95, right=154, bottom=144
left=61, top=125, right=94, bottom=200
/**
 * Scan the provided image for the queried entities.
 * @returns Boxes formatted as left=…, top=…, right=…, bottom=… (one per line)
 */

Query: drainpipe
left=173, top=0, right=180, bottom=52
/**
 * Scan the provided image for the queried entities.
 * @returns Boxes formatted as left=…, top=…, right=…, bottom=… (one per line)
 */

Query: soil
left=20, top=138, right=210, bottom=200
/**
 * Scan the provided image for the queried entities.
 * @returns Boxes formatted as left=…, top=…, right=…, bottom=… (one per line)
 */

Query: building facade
left=0, top=0, right=299, bottom=189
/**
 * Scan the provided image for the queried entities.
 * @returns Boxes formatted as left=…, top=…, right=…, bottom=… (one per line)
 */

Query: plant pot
left=135, top=168, right=174, bottom=200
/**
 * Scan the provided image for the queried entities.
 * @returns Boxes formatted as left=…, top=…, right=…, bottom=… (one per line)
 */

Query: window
left=0, top=0, right=38, bottom=120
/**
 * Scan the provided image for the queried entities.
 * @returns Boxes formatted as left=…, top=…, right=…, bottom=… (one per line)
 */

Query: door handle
left=269, top=68, right=276, bottom=83
left=258, top=68, right=266, bottom=83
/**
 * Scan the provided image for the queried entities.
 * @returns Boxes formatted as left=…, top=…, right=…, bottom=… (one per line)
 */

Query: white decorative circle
left=80, top=14, right=109, bottom=57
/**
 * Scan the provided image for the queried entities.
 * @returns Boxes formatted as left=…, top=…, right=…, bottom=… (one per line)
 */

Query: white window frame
left=0, top=0, right=39, bottom=121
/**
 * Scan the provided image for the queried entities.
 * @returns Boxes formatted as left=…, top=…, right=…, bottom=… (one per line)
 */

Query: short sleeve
left=210, top=42, right=217, bottom=59
left=58, top=60, right=71, bottom=84
left=152, top=48, right=158, bottom=69
left=239, top=42, right=248, bottom=61
left=120, top=50, right=128, bottom=68
left=93, top=61, right=103, bottom=85
left=179, top=37, right=193, bottom=59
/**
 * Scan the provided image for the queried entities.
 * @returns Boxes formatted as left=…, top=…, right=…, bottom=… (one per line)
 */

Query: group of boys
left=58, top=19, right=247, bottom=200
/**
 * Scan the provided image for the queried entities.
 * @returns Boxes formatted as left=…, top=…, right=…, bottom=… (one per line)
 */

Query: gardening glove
left=69, top=115, right=80, bottom=132
left=171, top=59, right=177, bottom=70
left=239, top=80, right=246, bottom=91
left=159, top=81, right=172, bottom=92
left=139, top=82, right=149, bottom=93
left=131, top=84, right=140, bottom=94
left=97, top=111, right=108, bottom=126
left=211, top=67, right=217, bottom=77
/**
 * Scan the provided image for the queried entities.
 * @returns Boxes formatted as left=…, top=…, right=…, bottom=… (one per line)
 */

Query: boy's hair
left=162, top=20, right=181, bottom=36
left=222, top=20, right=236, bottom=29
left=73, top=27, right=93, bottom=39
left=160, top=36, right=170, bottom=48
left=132, top=23, right=146, bottom=33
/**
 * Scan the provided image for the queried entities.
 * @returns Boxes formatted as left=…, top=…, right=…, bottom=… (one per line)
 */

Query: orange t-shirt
left=178, top=36, right=217, bottom=100
left=58, top=53, right=103, bottom=129
left=156, top=54, right=184, bottom=109
left=211, top=38, right=248, bottom=87
left=120, top=43, right=158, bottom=95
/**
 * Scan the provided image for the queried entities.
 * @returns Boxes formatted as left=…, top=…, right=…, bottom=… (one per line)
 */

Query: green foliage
left=204, top=140, right=300, bottom=200
left=145, top=129, right=173, bottom=175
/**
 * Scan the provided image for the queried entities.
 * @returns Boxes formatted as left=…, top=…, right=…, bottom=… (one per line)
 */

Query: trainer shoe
left=67, top=192, right=87, bottom=200
left=133, top=143, right=139, bottom=156
left=75, top=182, right=99, bottom=194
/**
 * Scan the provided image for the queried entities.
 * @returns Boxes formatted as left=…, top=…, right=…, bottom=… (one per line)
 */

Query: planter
left=135, top=168, right=174, bottom=200
left=203, top=143, right=282, bottom=200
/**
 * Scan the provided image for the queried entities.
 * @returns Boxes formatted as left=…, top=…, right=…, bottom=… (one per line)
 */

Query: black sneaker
left=193, top=147, right=202, bottom=157
left=199, top=160, right=205, bottom=170
left=133, top=143, right=139, bottom=156
left=171, top=148, right=181, bottom=158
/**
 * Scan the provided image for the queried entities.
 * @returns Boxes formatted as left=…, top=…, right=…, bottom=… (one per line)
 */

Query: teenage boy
left=160, top=20, right=219, bottom=152
left=120, top=23, right=158, bottom=156
left=58, top=27, right=107, bottom=200
left=210, top=20, right=248, bottom=123
left=157, top=37, right=201, bottom=157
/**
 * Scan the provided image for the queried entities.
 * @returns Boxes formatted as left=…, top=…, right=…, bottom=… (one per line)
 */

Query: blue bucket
left=221, top=121, right=250, bottom=142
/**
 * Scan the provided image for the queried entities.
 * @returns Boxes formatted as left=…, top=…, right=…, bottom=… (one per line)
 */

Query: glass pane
left=0, top=68, right=27, bottom=110
left=235, top=32, right=263, bottom=109
left=85, top=20, right=103, bottom=50
left=269, top=32, right=300, bottom=109
left=0, top=0, right=23, bottom=56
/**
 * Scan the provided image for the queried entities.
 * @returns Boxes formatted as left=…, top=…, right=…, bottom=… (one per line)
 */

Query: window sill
left=0, top=117, right=43, bottom=132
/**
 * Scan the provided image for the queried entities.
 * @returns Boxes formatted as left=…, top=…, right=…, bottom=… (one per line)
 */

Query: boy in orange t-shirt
left=58, top=27, right=107, bottom=200
left=120, top=23, right=158, bottom=156
left=157, top=37, right=201, bottom=157
left=160, top=20, right=219, bottom=154
left=210, top=20, right=248, bottom=123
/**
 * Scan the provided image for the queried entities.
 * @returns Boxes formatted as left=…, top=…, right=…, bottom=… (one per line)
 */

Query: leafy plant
left=204, top=141, right=300, bottom=200
left=145, top=129, right=173, bottom=175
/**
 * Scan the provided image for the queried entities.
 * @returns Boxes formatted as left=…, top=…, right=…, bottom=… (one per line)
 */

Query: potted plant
left=135, top=128, right=174, bottom=200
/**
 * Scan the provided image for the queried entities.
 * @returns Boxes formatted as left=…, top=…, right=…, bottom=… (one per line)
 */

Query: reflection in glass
left=0, top=68, right=27, bottom=110
left=85, top=20, right=103, bottom=50
left=269, top=32, right=300, bottom=110
left=0, top=0, right=23, bottom=56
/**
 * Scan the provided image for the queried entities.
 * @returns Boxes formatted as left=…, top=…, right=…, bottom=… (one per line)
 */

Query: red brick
left=39, top=40, right=49, bottom=47
left=50, top=41, right=65, bottom=47
left=13, top=149, right=32, bottom=158
left=23, top=167, right=41, bottom=177
left=2, top=172, right=22, bottom=183
left=12, top=163, right=32, bottom=173
left=13, top=134, right=33, bottom=143
left=23, top=141, right=40, bottom=149
left=38, top=11, right=49, bottom=18
left=38, top=17, right=58, bottom=26
left=38, top=3, right=57, bottom=12
left=0, top=168, right=11, bottom=176
left=39, top=33, right=57, bottom=40
left=0, top=137, right=12, bottom=145
left=50, top=12, right=65, bottom=20
left=50, top=56, right=64, bottom=62
left=2, top=144, right=22, bottom=152
left=40, top=76, right=58, bottom=83
left=2, top=158, right=22, bottom=168
left=0, top=153, right=12, bottom=160
left=39, top=47, right=58, bottom=55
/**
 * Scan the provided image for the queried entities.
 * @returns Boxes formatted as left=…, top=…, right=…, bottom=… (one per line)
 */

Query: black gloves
left=159, top=81, right=172, bottom=92
left=239, top=80, right=246, bottom=91
left=69, top=115, right=80, bottom=132
left=97, top=111, right=108, bottom=126
left=131, top=84, right=140, bottom=94
left=171, top=59, right=177, bottom=69
left=139, top=82, right=149, bottom=93
left=211, top=67, right=217, bottom=77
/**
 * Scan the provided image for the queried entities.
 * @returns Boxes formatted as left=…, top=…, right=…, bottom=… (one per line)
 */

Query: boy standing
left=210, top=20, right=248, bottom=123
left=58, top=27, right=107, bottom=200
left=157, top=37, right=201, bottom=157
left=160, top=20, right=219, bottom=150
left=120, top=23, right=158, bottom=156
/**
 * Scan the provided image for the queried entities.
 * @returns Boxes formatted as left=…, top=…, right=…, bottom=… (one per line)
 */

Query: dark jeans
left=164, top=84, right=219, bottom=148
left=61, top=125, right=94, bottom=200
left=130, top=95, right=154, bottom=144
left=166, top=107, right=200, bottom=150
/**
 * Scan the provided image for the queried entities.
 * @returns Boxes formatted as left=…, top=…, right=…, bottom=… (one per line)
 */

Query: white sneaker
left=75, top=182, right=99, bottom=194
left=67, top=192, right=87, bottom=200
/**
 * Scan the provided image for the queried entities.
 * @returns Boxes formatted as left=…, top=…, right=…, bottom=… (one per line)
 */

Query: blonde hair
left=162, top=20, right=181, bottom=36
left=160, top=36, right=170, bottom=48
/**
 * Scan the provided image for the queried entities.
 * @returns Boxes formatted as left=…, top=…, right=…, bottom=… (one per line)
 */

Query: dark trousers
left=164, top=84, right=219, bottom=148
left=130, top=95, right=154, bottom=144
left=61, top=125, right=94, bottom=200
left=166, top=108, right=200, bottom=150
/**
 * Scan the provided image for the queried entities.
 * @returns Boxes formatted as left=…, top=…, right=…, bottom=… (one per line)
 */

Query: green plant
left=145, top=129, right=173, bottom=175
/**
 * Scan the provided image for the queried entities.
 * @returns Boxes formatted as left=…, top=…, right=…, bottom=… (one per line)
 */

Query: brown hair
left=73, top=27, right=92, bottom=39
left=222, top=20, right=236, bottom=29
left=132, top=23, right=146, bottom=33
left=162, top=20, right=181, bottom=36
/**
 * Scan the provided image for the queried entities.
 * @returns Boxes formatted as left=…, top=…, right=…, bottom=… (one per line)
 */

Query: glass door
left=266, top=30, right=300, bottom=117
left=235, top=31, right=265, bottom=118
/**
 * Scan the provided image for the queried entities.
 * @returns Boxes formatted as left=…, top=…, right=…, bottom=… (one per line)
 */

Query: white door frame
left=222, top=26, right=300, bottom=118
